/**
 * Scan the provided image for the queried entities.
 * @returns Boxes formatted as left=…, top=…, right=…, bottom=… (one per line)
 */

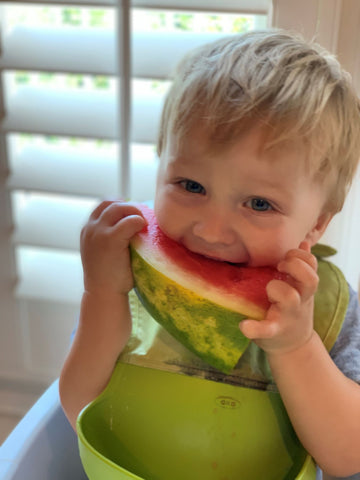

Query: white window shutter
left=0, top=1, right=270, bottom=382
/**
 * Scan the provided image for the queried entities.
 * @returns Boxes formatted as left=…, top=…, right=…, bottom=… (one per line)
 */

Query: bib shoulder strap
left=312, top=244, right=349, bottom=351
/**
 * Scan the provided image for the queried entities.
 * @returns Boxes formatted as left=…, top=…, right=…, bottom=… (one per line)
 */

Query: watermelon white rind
left=130, top=205, right=280, bottom=374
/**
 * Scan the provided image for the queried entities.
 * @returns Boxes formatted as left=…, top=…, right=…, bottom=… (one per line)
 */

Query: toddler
left=60, top=30, right=360, bottom=477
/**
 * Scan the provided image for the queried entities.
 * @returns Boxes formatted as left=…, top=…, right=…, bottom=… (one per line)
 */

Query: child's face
left=154, top=123, right=332, bottom=267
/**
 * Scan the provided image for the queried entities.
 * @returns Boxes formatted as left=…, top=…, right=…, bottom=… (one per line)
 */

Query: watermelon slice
left=130, top=205, right=283, bottom=374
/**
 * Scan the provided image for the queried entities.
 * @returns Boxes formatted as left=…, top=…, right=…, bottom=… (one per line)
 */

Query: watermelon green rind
left=131, top=247, right=250, bottom=373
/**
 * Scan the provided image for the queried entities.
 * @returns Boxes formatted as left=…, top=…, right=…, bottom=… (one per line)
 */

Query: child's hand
left=80, top=201, right=147, bottom=296
left=239, top=241, right=318, bottom=355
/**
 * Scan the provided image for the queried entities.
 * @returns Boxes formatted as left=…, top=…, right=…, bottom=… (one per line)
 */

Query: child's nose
left=193, top=212, right=236, bottom=246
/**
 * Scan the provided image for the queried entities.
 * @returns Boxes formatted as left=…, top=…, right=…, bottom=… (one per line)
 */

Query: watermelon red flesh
left=130, top=205, right=283, bottom=373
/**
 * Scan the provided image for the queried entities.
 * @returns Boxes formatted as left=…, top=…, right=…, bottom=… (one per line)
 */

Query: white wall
left=272, top=0, right=360, bottom=292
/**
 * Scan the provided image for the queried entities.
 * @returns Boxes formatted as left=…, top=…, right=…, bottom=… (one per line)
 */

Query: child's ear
left=305, top=212, right=334, bottom=246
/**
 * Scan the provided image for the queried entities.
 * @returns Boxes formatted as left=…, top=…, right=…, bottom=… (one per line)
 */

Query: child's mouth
left=189, top=249, right=245, bottom=266
left=179, top=238, right=247, bottom=266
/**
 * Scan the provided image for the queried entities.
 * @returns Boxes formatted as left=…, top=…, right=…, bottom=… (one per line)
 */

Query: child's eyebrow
left=237, top=176, right=298, bottom=203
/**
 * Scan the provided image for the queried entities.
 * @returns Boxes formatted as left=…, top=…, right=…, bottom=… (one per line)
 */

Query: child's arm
left=240, top=242, right=360, bottom=477
left=59, top=201, right=146, bottom=431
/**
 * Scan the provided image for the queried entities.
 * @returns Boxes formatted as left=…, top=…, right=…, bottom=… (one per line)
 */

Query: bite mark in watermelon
left=130, top=205, right=283, bottom=374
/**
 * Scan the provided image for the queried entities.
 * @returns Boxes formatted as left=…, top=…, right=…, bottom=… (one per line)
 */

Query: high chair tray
left=0, top=380, right=87, bottom=480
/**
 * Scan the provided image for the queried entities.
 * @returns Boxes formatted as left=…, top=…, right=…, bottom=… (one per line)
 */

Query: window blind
left=1, top=1, right=270, bottom=306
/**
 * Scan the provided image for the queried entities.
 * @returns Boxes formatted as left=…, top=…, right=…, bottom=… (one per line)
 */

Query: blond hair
left=157, top=29, right=360, bottom=213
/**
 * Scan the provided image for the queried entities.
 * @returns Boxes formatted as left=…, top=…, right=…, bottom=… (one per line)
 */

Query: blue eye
left=181, top=180, right=206, bottom=195
left=249, top=198, right=272, bottom=211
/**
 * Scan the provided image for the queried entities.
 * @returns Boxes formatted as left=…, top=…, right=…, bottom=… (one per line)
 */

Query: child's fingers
left=89, top=200, right=114, bottom=220
left=113, top=214, right=147, bottom=242
left=239, top=317, right=279, bottom=340
left=277, top=241, right=318, bottom=298
left=299, top=240, right=311, bottom=253
left=277, top=257, right=319, bottom=298
left=281, top=247, right=317, bottom=271
left=266, top=279, right=301, bottom=309
left=97, top=202, right=146, bottom=227
left=82, top=202, right=146, bottom=250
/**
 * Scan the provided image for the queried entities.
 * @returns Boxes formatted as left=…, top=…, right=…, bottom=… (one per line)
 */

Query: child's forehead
left=161, top=120, right=334, bottom=193
left=165, top=120, right=309, bottom=162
